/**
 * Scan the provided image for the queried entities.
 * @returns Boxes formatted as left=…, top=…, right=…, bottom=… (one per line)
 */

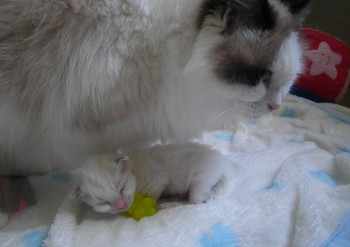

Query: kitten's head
left=191, top=0, right=310, bottom=117
left=72, top=154, right=136, bottom=214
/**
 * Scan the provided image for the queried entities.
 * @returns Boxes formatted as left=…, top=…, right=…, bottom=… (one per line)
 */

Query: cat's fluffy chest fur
left=75, top=143, right=232, bottom=214
left=0, top=0, right=310, bottom=174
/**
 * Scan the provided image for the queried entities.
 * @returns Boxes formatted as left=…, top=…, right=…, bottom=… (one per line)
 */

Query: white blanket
left=1, top=95, right=350, bottom=247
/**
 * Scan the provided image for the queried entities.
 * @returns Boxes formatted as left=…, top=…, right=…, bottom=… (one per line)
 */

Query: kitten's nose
left=115, top=198, right=128, bottom=211
left=268, top=103, right=280, bottom=111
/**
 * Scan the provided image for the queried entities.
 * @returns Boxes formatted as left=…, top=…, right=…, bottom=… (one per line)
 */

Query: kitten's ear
left=122, top=157, right=131, bottom=168
left=118, top=157, right=132, bottom=173
left=279, top=0, right=312, bottom=15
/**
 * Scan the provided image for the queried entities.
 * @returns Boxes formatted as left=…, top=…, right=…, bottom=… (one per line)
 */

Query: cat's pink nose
left=115, top=199, right=128, bottom=211
left=268, top=103, right=280, bottom=111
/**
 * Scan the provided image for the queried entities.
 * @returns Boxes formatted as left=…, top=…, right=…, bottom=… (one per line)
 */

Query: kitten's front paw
left=158, top=201, right=187, bottom=210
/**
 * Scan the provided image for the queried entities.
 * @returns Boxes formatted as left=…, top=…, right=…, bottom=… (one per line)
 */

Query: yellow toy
left=125, top=192, right=158, bottom=221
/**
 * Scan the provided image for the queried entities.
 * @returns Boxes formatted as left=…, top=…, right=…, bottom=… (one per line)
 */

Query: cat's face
left=73, top=155, right=136, bottom=214
left=192, top=0, right=310, bottom=118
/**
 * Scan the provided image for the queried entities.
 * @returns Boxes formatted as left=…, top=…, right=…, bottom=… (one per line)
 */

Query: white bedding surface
left=1, top=95, right=350, bottom=247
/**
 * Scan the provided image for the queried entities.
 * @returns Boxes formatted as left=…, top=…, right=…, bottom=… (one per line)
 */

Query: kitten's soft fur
left=74, top=143, right=232, bottom=214
left=0, top=0, right=311, bottom=174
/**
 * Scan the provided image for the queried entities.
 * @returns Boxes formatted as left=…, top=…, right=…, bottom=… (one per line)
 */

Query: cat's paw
left=0, top=211, right=9, bottom=228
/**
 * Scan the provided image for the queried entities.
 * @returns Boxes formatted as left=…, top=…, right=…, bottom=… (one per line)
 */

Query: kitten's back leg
left=189, top=175, right=227, bottom=204
left=188, top=154, right=231, bottom=204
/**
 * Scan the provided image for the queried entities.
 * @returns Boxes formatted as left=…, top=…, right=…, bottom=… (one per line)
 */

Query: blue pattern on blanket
left=287, top=139, right=306, bottom=144
left=323, top=211, right=350, bottom=247
left=22, top=229, right=48, bottom=247
left=278, top=106, right=297, bottom=118
left=52, top=172, right=72, bottom=183
left=309, top=171, right=339, bottom=187
left=263, top=181, right=282, bottom=190
left=215, top=132, right=234, bottom=142
left=245, top=120, right=257, bottom=125
left=297, top=126, right=313, bottom=131
left=199, top=223, right=239, bottom=247
left=336, top=148, right=350, bottom=154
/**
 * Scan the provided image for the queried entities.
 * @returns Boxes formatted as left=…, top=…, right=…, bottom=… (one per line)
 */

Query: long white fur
left=0, top=0, right=305, bottom=174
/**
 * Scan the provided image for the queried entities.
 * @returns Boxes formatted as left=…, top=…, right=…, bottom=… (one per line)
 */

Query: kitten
left=73, top=143, right=232, bottom=214
left=0, top=0, right=311, bottom=174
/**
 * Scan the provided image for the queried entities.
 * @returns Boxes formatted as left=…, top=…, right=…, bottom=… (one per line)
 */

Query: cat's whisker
left=248, top=102, right=254, bottom=119
left=204, top=105, right=237, bottom=132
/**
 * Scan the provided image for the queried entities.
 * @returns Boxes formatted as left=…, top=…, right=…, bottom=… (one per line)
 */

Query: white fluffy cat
left=73, top=143, right=232, bottom=214
left=0, top=0, right=310, bottom=174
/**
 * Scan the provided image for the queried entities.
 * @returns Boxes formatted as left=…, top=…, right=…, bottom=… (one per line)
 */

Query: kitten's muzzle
left=115, top=198, right=129, bottom=211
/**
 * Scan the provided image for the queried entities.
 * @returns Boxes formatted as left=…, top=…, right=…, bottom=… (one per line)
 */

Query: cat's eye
left=261, top=70, right=272, bottom=86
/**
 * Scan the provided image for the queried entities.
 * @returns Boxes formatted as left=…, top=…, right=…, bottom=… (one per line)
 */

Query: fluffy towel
left=1, top=95, right=350, bottom=247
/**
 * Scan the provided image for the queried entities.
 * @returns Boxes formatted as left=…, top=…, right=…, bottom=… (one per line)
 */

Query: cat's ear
left=279, top=0, right=312, bottom=15
left=197, top=0, right=276, bottom=35
left=223, top=0, right=275, bottom=34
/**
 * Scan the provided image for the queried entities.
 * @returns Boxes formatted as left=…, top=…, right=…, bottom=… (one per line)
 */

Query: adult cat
left=0, top=0, right=310, bottom=174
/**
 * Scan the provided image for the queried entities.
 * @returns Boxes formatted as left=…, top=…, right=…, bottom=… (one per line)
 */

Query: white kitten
left=73, top=143, right=232, bottom=214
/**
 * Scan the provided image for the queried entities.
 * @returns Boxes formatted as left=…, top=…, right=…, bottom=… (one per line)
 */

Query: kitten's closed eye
left=97, top=201, right=109, bottom=206
left=118, top=184, right=125, bottom=193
